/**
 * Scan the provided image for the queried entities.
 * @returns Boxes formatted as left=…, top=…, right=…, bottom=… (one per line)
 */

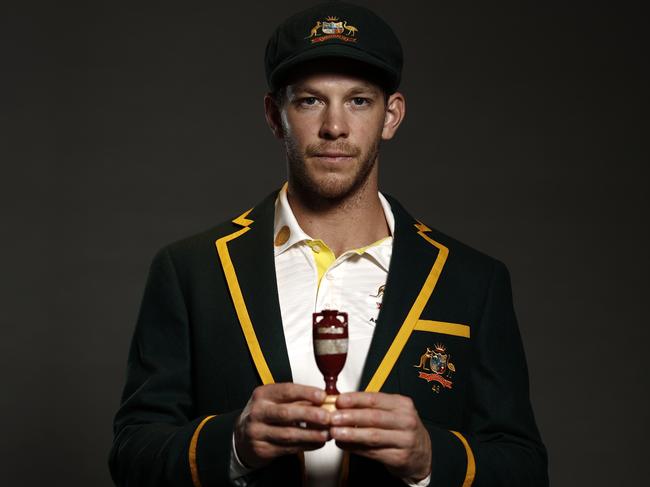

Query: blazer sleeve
left=424, top=260, right=549, bottom=487
left=109, top=248, right=241, bottom=487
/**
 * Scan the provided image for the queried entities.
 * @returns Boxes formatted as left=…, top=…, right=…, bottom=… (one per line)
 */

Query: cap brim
left=269, top=43, right=400, bottom=92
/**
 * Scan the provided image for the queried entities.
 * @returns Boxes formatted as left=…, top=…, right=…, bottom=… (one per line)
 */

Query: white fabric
left=230, top=186, right=430, bottom=486
left=274, top=186, right=393, bottom=487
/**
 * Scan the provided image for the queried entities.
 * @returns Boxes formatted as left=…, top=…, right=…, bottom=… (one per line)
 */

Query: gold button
left=274, top=225, right=290, bottom=246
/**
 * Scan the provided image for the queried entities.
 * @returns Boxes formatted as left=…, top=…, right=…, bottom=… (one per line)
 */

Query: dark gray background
left=1, top=1, right=647, bottom=486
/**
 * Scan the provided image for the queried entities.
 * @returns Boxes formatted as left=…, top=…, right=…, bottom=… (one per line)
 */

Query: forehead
left=287, top=72, right=381, bottom=96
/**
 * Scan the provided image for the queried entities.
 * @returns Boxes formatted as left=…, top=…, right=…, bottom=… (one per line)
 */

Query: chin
left=301, top=171, right=368, bottom=202
left=287, top=149, right=378, bottom=203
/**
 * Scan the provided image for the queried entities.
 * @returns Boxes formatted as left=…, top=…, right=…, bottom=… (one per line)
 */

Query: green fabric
left=109, top=189, right=548, bottom=486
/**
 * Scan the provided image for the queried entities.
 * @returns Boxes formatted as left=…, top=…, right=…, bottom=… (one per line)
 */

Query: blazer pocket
left=398, top=320, right=471, bottom=426
left=413, top=320, right=470, bottom=338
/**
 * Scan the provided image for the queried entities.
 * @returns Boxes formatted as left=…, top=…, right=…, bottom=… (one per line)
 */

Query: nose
left=319, top=104, right=349, bottom=140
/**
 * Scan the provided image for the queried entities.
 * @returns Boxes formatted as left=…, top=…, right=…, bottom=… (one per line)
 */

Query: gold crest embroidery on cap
left=274, top=225, right=291, bottom=246
left=305, top=16, right=358, bottom=44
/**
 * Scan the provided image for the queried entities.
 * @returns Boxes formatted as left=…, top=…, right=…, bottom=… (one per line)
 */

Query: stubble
left=284, top=130, right=382, bottom=209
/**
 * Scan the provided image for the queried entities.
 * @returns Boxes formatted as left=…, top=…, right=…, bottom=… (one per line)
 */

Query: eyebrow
left=290, top=83, right=381, bottom=98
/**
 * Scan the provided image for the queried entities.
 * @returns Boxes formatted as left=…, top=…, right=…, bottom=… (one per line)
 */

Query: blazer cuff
left=190, top=410, right=242, bottom=487
left=230, top=430, right=255, bottom=484
left=425, top=422, right=474, bottom=487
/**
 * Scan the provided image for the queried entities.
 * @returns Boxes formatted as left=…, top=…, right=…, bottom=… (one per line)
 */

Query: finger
left=255, top=383, right=326, bottom=405
left=335, top=392, right=412, bottom=411
left=258, top=424, right=331, bottom=446
left=260, top=402, right=330, bottom=426
left=330, top=426, right=410, bottom=449
left=336, top=445, right=404, bottom=466
left=249, top=441, right=325, bottom=460
left=330, top=408, right=416, bottom=430
left=336, top=445, right=430, bottom=480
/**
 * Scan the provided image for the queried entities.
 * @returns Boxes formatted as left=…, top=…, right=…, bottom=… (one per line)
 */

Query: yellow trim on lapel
left=215, top=209, right=275, bottom=385
left=365, top=221, right=449, bottom=392
left=451, top=430, right=476, bottom=486
left=232, top=208, right=254, bottom=227
left=414, top=320, right=470, bottom=338
left=189, top=415, right=217, bottom=487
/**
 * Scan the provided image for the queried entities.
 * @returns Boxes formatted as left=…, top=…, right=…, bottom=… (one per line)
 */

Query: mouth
left=311, top=153, right=355, bottom=162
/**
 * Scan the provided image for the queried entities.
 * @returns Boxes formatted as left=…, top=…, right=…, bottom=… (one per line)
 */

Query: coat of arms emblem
left=322, top=20, right=344, bottom=35
left=413, top=343, right=456, bottom=393
left=305, top=16, right=358, bottom=44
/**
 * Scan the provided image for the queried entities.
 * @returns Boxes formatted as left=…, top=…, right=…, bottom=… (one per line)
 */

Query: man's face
left=272, top=68, right=397, bottom=203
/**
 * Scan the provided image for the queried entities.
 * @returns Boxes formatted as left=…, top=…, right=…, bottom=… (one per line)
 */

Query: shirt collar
left=273, top=184, right=395, bottom=271
left=273, top=184, right=313, bottom=256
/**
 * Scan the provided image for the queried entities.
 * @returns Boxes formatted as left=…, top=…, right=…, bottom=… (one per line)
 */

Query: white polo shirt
left=273, top=185, right=394, bottom=487
left=232, top=186, right=430, bottom=486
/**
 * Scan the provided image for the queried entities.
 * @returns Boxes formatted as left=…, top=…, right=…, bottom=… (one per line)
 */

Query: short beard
left=284, top=134, right=382, bottom=208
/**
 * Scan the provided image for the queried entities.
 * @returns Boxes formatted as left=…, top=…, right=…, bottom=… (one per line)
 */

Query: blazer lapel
left=215, top=190, right=449, bottom=392
left=359, top=196, right=449, bottom=392
left=215, top=190, right=293, bottom=385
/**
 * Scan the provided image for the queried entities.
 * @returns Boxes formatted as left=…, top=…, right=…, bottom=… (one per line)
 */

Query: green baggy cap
left=265, top=2, right=403, bottom=92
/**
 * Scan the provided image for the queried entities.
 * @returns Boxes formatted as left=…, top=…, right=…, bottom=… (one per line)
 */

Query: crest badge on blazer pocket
left=413, top=343, right=456, bottom=393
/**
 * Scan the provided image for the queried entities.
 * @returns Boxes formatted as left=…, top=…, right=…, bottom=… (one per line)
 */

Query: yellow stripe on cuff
left=189, top=415, right=217, bottom=487
left=414, top=320, right=470, bottom=338
left=450, top=431, right=476, bottom=487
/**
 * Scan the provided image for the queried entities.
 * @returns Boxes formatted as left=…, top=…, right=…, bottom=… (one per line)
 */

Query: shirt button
left=325, top=273, right=335, bottom=280
left=312, top=244, right=321, bottom=253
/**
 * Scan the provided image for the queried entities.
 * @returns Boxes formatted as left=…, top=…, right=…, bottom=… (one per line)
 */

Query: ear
left=264, top=93, right=284, bottom=139
left=381, top=92, right=406, bottom=140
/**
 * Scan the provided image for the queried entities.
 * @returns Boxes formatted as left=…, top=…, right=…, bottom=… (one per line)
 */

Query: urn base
left=321, top=394, right=338, bottom=412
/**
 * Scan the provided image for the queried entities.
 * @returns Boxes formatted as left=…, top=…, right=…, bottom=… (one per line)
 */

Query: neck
left=287, top=166, right=390, bottom=257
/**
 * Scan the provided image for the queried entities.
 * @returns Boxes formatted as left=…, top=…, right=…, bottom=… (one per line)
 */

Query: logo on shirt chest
left=413, top=343, right=456, bottom=393
left=368, top=284, right=386, bottom=324
left=369, top=284, right=385, bottom=309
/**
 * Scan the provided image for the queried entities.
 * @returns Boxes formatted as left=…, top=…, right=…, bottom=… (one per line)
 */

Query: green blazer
left=109, top=189, right=548, bottom=487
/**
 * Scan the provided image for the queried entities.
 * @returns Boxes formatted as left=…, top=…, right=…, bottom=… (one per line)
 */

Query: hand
left=330, top=392, right=432, bottom=482
left=234, top=383, right=331, bottom=469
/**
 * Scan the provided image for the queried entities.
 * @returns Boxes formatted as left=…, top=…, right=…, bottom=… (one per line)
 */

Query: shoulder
left=429, top=225, right=503, bottom=274
left=385, top=194, right=507, bottom=286
left=427, top=225, right=510, bottom=297
left=150, top=188, right=279, bottom=277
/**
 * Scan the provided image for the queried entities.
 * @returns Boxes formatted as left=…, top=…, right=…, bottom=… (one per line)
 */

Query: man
left=109, top=2, right=548, bottom=487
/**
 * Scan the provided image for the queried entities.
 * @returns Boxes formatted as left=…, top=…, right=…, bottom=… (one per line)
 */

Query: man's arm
left=109, top=249, right=334, bottom=487
left=457, top=260, right=548, bottom=486
left=109, top=248, right=239, bottom=487
left=331, top=260, right=548, bottom=486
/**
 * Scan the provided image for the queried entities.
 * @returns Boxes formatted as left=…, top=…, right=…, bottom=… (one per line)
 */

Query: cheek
left=358, top=109, right=386, bottom=134
left=356, top=119, right=384, bottom=148
left=282, top=115, right=314, bottom=144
